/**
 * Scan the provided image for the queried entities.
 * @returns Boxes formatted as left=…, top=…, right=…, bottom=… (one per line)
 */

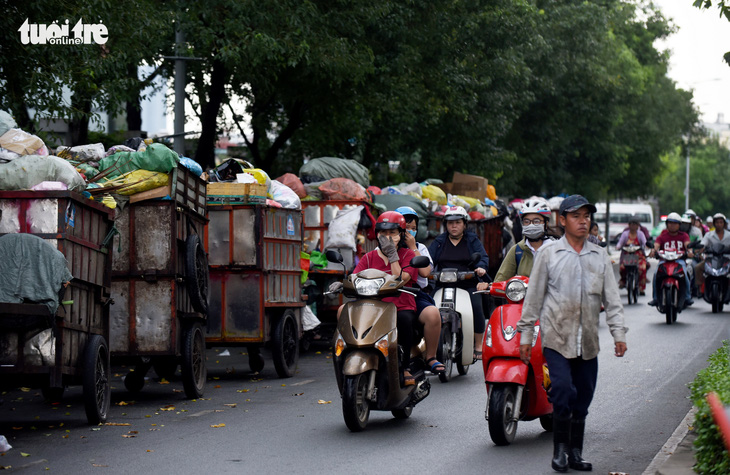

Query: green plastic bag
left=309, top=250, right=329, bottom=270
left=98, top=143, right=179, bottom=179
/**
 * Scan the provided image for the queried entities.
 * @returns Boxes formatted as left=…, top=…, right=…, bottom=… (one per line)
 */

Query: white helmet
left=685, top=209, right=697, bottom=218
left=519, top=198, right=551, bottom=219
left=444, top=205, right=469, bottom=222
left=713, top=213, right=727, bottom=224
left=666, top=212, right=682, bottom=223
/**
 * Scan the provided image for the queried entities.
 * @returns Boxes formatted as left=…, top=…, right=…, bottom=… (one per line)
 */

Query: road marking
left=642, top=406, right=696, bottom=475
left=289, top=379, right=315, bottom=386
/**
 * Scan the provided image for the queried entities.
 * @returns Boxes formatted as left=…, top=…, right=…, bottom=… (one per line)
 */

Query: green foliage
left=655, top=133, right=730, bottom=217
left=693, top=1, right=730, bottom=64
left=689, top=340, right=730, bottom=474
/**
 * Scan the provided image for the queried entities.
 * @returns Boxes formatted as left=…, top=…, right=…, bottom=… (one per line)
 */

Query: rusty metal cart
left=204, top=204, right=303, bottom=377
left=110, top=164, right=209, bottom=398
left=0, top=191, right=114, bottom=424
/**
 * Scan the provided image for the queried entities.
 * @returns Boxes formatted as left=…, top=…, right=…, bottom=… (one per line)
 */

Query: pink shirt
left=353, top=248, right=418, bottom=311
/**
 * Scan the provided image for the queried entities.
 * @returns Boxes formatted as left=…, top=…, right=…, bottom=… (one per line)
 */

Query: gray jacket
left=516, top=237, right=627, bottom=360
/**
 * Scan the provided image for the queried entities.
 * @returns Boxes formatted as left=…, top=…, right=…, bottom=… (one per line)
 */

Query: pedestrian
left=516, top=194, right=628, bottom=473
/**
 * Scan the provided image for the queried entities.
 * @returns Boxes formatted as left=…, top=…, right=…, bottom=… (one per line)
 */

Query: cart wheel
left=153, top=358, right=179, bottom=380
left=248, top=347, right=265, bottom=373
left=83, top=335, right=110, bottom=425
left=42, top=385, right=65, bottom=402
left=185, top=234, right=209, bottom=315
left=182, top=322, right=207, bottom=399
left=272, top=310, right=299, bottom=378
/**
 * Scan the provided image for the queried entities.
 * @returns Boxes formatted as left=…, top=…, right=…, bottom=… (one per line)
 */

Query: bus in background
left=594, top=202, right=654, bottom=244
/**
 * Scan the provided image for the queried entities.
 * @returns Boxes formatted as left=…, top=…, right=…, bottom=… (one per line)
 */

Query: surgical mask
left=408, top=230, right=417, bottom=237
left=523, top=223, right=545, bottom=240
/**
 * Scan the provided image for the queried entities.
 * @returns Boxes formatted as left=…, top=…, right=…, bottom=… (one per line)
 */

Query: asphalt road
left=1, top=277, right=728, bottom=474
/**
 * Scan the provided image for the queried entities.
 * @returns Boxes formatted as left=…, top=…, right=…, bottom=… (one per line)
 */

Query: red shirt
left=655, top=229, right=690, bottom=255
left=353, top=248, right=418, bottom=311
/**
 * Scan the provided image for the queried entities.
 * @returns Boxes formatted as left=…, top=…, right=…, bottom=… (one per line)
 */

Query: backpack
left=514, top=244, right=523, bottom=270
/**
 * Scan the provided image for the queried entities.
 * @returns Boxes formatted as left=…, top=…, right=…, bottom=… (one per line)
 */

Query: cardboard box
left=128, top=164, right=208, bottom=217
left=452, top=172, right=488, bottom=199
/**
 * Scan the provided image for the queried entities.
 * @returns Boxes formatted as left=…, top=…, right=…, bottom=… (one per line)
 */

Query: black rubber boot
left=568, top=419, right=593, bottom=471
left=551, top=416, right=570, bottom=472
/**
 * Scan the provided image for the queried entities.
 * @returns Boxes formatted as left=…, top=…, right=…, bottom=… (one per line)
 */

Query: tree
left=693, top=0, right=730, bottom=64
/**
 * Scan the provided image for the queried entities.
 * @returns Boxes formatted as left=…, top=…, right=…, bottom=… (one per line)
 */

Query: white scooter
left=431, top=252, right=485, bottom=382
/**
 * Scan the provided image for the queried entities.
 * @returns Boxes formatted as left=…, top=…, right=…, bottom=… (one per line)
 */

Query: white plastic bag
left=0, top=435, right=11, bottom=452
left=269, top=179, right=301, bottom=209
left=324, top=205, right=363, bottom=251
left=301, top=305, right=321, bottom=332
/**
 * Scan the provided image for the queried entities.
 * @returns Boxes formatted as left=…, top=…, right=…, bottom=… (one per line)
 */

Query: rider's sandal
left=426, top=357, right=446, bottom=374
left=473, top=350, right=483, bottom=363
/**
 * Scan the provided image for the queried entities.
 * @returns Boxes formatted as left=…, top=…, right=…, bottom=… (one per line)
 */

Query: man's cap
left=559, top=195, right=597, bottom=215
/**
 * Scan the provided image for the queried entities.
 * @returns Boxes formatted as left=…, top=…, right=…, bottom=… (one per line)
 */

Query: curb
left=643, top=407, right=696, bottom=475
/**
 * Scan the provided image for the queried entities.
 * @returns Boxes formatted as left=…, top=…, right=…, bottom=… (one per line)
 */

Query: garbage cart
left=204, top=204, right=303, bottom=378
left=110, top=164, right=209, bottom=398
left=0, top=191, right=114, bottom=424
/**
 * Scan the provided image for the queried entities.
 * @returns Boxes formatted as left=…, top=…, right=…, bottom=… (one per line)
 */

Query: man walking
left=516, top=195, right=628, bottom=472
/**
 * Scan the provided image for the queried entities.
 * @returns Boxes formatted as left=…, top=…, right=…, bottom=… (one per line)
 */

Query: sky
left=654, top=0, right=730, bottom=124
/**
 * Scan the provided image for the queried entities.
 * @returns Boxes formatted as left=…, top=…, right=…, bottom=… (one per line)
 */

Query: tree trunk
left=261, top=102, right=305, bottom=174
left=194, top=59, right=228, bottom=169
left=69, top=93, right=91, bottom=145
left=126, top=64, right=143, bottom=133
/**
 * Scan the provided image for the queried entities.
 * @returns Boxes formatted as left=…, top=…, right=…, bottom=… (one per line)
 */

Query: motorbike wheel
left=392, top=406, right=413, bottom=419
left=437, top=324, right=454, bottom=383
left=626, top=271, right=635, bottom=305
left=342, top=373, right=370, bottom=432
left=488, top=384, right=518, bottom=446
left=663, top=288, right=674, bottom=325
left=539, top=414, right=554, bottom=432
left=711, top=283, right=721, bottom=314
left=457, top=361, right=470, bottom=376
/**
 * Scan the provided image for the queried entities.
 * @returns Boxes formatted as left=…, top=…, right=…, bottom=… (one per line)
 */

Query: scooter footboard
left=485, top=358, right=528, bottom=385
left=342, top=350, right=380, bottom=376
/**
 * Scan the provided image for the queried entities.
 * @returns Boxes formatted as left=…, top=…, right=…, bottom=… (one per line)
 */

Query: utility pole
left=685, top=142, right=690, bottom=211
left=173, top=29, right=186, bottom=156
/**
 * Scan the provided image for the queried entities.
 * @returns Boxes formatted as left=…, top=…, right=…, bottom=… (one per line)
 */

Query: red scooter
left=654, top=249, right=687, bottom=325
left=480, top=276, right=552, bottom=446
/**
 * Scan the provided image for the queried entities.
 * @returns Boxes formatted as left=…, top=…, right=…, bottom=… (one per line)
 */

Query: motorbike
left=326, top=250, right=432, bottom=432
left=702, top=242, right=730, bottom=314
left=620, top=244, right=643, bottom=305
left=654, top=249, right=688, bottom=325
left=431, top=252, right=486, bottom=383
left=480, top=276, right=552, bottom=445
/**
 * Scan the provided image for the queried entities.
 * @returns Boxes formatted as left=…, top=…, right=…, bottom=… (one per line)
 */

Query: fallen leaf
left=281, top=384, right=286, bottom=387
left=116, top=401, right=130, bottom=406
left=160, top=405, right=175, bottom=411
left=317, top=400, right=331, bottom=404
left=11, top=427, right=22, bottom=430
left=214, top=385, right=221, bottom=389
left=19, top=453, right=30, bottom=457
left=236, top=389, right=249, bottom=393
left=146, top=450, right=154, bottom=453
left=20, top=388, right=31, bottom=392
left=213, top=377, right=220, bottom=380
left=210, top=423, right=225, bottom=428
left=158, top=379, right=170, bottom=385
left=214, top=410, right=224, bottom=413
left=0, top=465, right=11, bottom=470
left=91, top=428, right=101, bottom=431
left=122, top=434, right=136, bottom=438
left=128, top=431, right=138, bottom=435
left=62, top=435, right=69, bottom=439
left=172, top=389, right=183, bottom=393
left=223, top=404, right=237, bottom=408
left=293, top=393, right=304, bottom=396
left=80, top=436, right=86, bottom=439
left=105, top=423, right=131, bottom=426
left=92, top=464, right=108, bottom=467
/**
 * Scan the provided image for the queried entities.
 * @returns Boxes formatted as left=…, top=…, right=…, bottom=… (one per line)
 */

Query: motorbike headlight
left=354, top=277, right=385, bottom=296
left=485, top=324, right=492, bottom=347
left=505, top=279, right=527, bottom=302
left=439, top=271, right=458, bottom=283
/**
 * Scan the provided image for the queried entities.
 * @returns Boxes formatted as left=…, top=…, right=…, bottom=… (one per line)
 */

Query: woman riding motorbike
left=617, top=216, right=648, bottom=295
left=338, top=211, right=420, bottom=385
left=694, top=213, right=730, bottom=297
left=394, top=206, right=445, bottom=374
left=428, top=206, right=489, bottom=361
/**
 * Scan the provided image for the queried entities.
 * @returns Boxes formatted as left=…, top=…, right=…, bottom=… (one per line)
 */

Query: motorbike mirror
left=409, top=255, right=430, bottom=269
left=598, top=241, right=607, bottom=248
left=469, top=252, right=482, bottom=268
left=325, top=250, right=344, bottom=264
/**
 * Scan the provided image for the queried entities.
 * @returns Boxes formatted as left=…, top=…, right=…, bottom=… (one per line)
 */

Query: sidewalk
left=643, top=408, right=697, bottom=475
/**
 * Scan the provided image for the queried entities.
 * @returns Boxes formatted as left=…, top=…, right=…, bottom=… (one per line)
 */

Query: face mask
left=408, top=230, right=417, bottom=237
left=523, top=223, right=545, bottom=240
